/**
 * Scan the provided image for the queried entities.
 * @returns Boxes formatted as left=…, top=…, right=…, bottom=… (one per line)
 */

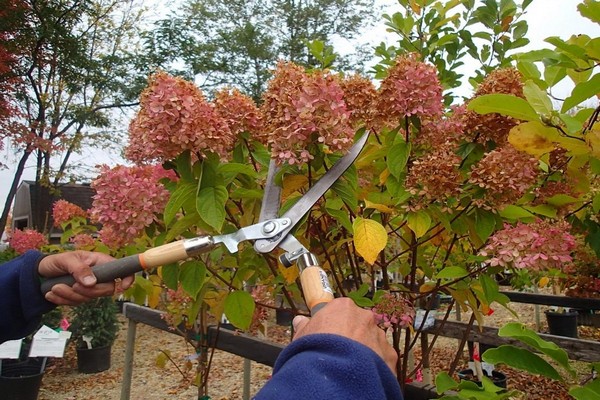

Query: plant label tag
left=29, top=325, right=67, bottom=358
left=0, top=339, right=23, bottom=359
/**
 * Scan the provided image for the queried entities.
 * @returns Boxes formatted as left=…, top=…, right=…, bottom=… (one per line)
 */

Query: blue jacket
left=255, top=333, right=403, bottom=399
left=0, top=250, right=55, bottom=343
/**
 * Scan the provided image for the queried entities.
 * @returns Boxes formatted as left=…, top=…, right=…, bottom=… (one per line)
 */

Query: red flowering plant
left=6, top=228, right=48, bottom=254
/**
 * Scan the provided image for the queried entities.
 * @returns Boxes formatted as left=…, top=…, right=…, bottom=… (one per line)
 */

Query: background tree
left=0, top=0, right=150, bottom=235
left=140, top=0, right=378, bottom=101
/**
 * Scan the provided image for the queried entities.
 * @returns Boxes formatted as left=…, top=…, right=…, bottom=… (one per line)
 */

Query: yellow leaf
left=379, top=168, right=390, bottom=186
left=538, top=276, right=550, bottom=288
left=585, top=127, right=600, bottom=157
left=282, top=174, right=308, bottom=199
left=352, top=217, right=388, bottom=265
left=278, top=262, right=299, bottom=283
left=364, top=199, right=395, bottom=213
left=204, top=289, right=228, bottom=320
left=409, top=0, right=421, bottom=14
left=155, top=351, right=170, bottom=368
left=508, top=121, right=559, bottom=157
left=420, top=282, right=436, bottom=293
left=147, top=274, right=162, bottom=309
left=407, top=210, right=431, bottom=238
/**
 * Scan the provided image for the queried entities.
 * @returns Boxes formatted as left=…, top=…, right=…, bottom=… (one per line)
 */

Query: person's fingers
left=45, top=284, right=94, bottom=306
left=120, top=275, right=135, bottom=291
left=292, top=315, right=310, bottom=338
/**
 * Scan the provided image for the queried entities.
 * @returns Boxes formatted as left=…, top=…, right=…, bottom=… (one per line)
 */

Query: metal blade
left=258, top=159, right=281, bottom=222
left=254, top=131, right=369, bottom=254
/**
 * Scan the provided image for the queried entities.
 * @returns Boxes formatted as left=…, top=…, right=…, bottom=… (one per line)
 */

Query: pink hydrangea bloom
left=126, top=71, right=234, bottom=163
left=213, top=87, right=264, bottom=141
left=89, top=164, right=174, bottom=248
left=7, top=229, right=48, bottom=254
left=480, top=219, right=576, bottom=272
left=70, top=233, right=96, bottom=249
left=375, top=53, right=443, bottom=127
left=52, top=200, right=87, bottom=227
left=261, top=62, right=354, bottom=165
left=372, top=293, right=415, bottom=329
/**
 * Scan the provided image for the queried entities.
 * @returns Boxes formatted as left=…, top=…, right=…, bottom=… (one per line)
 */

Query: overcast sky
left=0, top=0, right=597, bottom=220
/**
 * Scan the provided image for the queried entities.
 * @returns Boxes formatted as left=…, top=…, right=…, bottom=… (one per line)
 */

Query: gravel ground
left=36, top=300, right=598, bottom=400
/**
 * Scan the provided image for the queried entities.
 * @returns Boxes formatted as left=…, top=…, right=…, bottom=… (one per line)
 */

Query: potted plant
left=70, top=296, right=119, bottom=373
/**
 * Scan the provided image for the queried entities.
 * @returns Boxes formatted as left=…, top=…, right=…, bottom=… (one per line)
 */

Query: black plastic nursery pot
left=0, top=357, right=45, bottom=400
left=545, top=310, right=578, bottom=338
left=76, top=345, right=112, bottom=374
left=457, top=368, right=507, bottom=389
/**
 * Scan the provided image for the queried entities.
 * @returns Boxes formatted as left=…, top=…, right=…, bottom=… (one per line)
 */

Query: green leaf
left=164, top=182, right=197, bottom=226
left=523, top=80, right=553, bottom=115
left=435, top=372, right=459, bottom=394
left=498, top=205, right=535, bottom=220
left=387, top=141, right=411, bottom=179
left=545, top=194, right=581, bottom=207
left=407, top=210, right=431, bottom=238
left=436, top=266, right=469, bottom=279
left=483, top=345, right=562, bottom=381
left=579, top=0, right=600, bottom=23
left=332, top=179, right=358, bottom=210
left=498, top=322, right=575, bottom=377
left=197, top=185, right=228, bottom=231
left=326, top=207, right=353, bottom=232
left=522, top=204, right=557, bottom=218
left=180, top=260, right=206, bottom=297
left=562, top=74, right=600, bottom=112
left=474, top=208, right=496, bottom=242
left=570, top=377, right=600, bottom=400
left=593, top=193, right=600, bottom=214
left=224, top=290, right=255, bottom=330
left=467, top=94, right=539, bottom=122
left=161, top=263, right=179, bottom=290
left=218, top=163, right=258, bottom=183
left=165, top=212, right=202, bottom=242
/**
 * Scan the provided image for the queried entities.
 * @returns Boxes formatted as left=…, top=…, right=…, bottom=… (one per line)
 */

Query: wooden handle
left=300, top=266, right=334, bottom=315
left=140, top=240, right=188, bottom=269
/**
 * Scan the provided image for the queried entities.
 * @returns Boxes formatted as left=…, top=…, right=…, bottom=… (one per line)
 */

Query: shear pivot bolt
left=263, top=221, right=276, bottom=234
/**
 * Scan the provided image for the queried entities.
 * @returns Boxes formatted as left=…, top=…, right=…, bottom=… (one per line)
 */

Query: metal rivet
left=263, top=221, right=276, bottom=234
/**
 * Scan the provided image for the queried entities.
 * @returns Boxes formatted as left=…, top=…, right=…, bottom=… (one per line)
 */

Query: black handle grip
left=40, top=254, right=143, bottom=295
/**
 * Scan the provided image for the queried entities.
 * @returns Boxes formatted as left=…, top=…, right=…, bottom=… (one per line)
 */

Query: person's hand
left=38, top=251, right=134, bottom=306
left=291, top=297, right=398, bottom=375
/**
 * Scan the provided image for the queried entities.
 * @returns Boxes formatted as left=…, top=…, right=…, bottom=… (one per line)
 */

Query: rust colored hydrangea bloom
left=213, top=87, right=265, bottom=142
left=374, top=53, right=443, bottom=128
left=338, top=73, right=377, bottom=129
left=261, top=62, right=354, bottom=165
left=413, top=105, right=467, bottom=148
left=126, top=71, right=234, bottom=163
left=463, top=68, right=524, bottom=145
left=405, top=142, right=463, bottom=210
left=469, top=145, right=539, bottom=208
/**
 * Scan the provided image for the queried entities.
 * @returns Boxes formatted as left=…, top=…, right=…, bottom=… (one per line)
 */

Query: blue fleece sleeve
left=0, top=250, right=56, bottom=343
left=254, top=333, right=403, bottom=400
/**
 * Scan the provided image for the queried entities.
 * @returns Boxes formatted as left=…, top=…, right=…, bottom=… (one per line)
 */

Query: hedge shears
left=41, top=132, right=369, bottom=314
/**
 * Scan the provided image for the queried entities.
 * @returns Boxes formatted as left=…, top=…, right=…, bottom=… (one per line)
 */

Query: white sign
left=0, top=339, right=23, bottom=359
left=28, top=325, right=67, bottom=358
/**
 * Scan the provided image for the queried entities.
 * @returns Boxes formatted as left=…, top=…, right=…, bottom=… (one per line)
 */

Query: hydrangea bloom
left=213, top=87, right=265, bottom=141
left=89, top=164, right=174, bottom=248
left=338, top=74, right=377, bottom=129
left=8, top=229, right=48, bottom=254
left=463, top=68, right=524, bottom=145
left=374, top=53, right=443, bottom=128
left=480, top=219, right=576, bottom=272
left=405, top=142, right=463, bottom=210
left=413, top=105, right=467, bottom=148
left=469, top=145, right=539, bottom=208
left=261, top=62, right=354, bottom=165
left=372, top=293, right=415, bottom=329
left=52, top=200, right=87, bottom=227
left=126, top=71, right=234, bottom=163
left=70, top=233, right=96, bottom=249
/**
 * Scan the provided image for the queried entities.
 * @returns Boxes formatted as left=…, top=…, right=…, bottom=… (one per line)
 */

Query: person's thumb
left=72, top=267, right=97, bottom=287
left=292, top=315, right=310, bottom=337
